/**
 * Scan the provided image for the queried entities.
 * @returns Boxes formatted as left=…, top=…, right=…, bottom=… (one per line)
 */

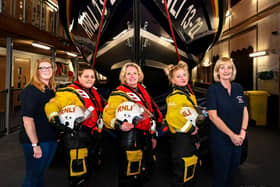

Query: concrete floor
left=0, top=126, right=279, bottom=187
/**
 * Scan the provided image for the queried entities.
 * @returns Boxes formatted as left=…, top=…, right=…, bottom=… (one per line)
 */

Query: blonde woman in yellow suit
left=165, top=61, right=200, bottom=187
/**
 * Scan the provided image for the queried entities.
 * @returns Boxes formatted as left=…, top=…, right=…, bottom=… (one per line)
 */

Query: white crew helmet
left=115, top=101, right=145, bottom=124
left=59, top=105, right=86, bottom=129
left=180, top=106, right=198, bottom=126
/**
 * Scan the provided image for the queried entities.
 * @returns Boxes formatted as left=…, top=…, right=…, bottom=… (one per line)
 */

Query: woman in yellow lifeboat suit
left=45, top=65, right=106, bottom=187
left=103, top=62, right=163, bottom=187
left=165, top=61, right=200, bottom=187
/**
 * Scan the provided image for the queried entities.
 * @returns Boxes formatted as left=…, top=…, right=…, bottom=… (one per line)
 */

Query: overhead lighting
left=201, top=59, right=212, bottom=67
left=47, top=0, right=58, bottom=7
left=65, top=51, right=77, bottom=57
left=46, top=0, right=58, bottom=12
left=160, top=36, right=174, bottom=43
left=32, top=42, right=51, bottom=50
left=225, top=10, right=232, bottom=17
left=15, top=57, right=30, bottom=62
left=249, top=50, right=268, bottom=58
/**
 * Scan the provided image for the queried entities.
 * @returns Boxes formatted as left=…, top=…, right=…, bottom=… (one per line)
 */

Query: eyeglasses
left=38, top=66, right=53, bottom=72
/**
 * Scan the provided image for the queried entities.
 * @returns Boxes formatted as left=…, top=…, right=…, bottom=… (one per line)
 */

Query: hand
left=120, top=122, right=134, bottom=132
left=33, top=146, right=42, bottom=159
left=230, top=133, right=243, bottom=146
left=191, top=126, right=199, bottom=135
left=152, top=138, right=157, bottom=149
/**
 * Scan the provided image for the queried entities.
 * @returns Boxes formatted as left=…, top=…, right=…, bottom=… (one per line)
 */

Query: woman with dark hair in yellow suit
left=165, top=61, right=201, bottom=187
left=45, top=64, right=106, bottom=187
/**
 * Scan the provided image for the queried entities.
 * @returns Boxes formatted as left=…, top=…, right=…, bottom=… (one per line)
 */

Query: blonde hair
left=119, top=62, right=144, bottom=83
left=213, top=57, right=236, bottom=82
left=27, top=58, right=56, bottom=92
left=165, top=60, right=189, bottom=84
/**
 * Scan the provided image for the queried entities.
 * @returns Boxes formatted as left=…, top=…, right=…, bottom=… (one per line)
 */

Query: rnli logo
left=127, top=93, right=141, bottom=101
left=60, top=106, right=75, bottom=114
left=236, top=96, right=244, bottom=104
left=117, top=105, right=133, bottom=112
left=181, top=108, right=192, bottom=117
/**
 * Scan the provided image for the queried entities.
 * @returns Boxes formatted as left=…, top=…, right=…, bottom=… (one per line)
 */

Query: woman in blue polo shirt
left=19, top=58, right=58, bottom=187
left=207, top=57, right=249, bottom=187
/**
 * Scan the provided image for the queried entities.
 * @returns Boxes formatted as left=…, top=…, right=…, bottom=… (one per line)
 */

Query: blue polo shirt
left=207, top=82, right=246, bottom=145
left=19, top=84, right=58, bottom=144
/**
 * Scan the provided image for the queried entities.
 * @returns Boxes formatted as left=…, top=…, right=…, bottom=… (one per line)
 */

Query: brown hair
left=119, top=62, right=144, bottom=83
left=77, top=64, right=95, bottom=78
left=27, top=58, right=56, bottom=92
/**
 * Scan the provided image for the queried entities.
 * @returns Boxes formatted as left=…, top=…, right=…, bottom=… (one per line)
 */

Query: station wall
left=203, top=0, right=280, bottom=95
left=0, top=47, right=72, bottom=89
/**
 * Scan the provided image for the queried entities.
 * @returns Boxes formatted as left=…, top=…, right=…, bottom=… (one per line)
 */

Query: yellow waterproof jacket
left=45, top=87, right=84, bottom=121
left=165, top=88, right=197, bottom=134
left=103, top=90, right=129, bottom=129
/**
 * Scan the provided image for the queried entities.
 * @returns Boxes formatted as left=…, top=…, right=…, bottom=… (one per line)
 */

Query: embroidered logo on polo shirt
left=236, top=96, right=244, bottom=103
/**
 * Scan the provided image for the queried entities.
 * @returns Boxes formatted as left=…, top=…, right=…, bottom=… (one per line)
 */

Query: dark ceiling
left=0, top=13, right=77, bottom=59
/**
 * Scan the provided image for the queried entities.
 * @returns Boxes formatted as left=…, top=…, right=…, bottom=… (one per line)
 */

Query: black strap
left=122, top=84, right=162, bottom=121
left=121, top=84, right=151, bottom=110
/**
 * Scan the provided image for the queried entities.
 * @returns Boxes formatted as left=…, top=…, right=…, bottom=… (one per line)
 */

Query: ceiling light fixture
left=65, top=51, right=77, bottom=57
left=201, top=59, right=212, bottom=67
left=225, top=10, right=232, bottom=17
left=32, top=42, right=51, bottom=50
left=46, top=0, right=58, bottom=12
left=249, top=50, right=268, bottom=58
left=160, top=36, right=174, bottom=43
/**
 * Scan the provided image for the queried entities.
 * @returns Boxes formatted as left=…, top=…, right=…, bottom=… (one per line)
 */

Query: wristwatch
left=31, top=142, right=40, bottom=147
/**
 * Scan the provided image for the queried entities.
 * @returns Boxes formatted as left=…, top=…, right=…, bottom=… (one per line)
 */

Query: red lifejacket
left=117, top=83, right=163, bottom=131
left=68, top=81, right=105, bottom=130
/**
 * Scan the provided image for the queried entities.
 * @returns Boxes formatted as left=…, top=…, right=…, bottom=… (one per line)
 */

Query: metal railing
left=0, top=89, right=22, bottom=137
